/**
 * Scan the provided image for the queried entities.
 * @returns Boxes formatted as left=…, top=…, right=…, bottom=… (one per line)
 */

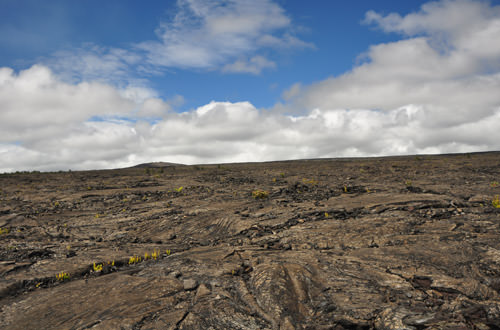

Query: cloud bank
left=1, top=0, right=500, bottom=172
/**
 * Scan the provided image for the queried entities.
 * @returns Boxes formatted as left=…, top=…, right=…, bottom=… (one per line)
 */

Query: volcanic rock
left=1, top=152, right=500, bottom=329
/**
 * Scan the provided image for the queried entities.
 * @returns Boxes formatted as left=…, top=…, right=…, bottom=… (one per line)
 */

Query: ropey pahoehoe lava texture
left=1, top=153, right=500, bottom=329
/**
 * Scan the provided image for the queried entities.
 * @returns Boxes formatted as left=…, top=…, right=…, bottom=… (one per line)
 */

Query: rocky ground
left=1, top=152, right=500, bottom=329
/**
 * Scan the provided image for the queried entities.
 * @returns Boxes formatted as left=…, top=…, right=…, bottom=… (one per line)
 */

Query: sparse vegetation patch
left=252, top=190, right=269, bottom=199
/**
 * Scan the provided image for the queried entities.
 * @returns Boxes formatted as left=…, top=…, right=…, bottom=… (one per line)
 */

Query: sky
left=1, top=0, right=500, bottom=172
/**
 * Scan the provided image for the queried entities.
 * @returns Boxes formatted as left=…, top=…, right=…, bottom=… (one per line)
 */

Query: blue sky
left=1, top=0, right=434, bottom=110
left=1, top=0, right=500, bottom=171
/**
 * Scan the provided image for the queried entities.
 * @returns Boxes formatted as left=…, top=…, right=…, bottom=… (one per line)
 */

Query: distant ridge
left=131, top=161, right=184, bottom=168
left=127, top=151, right=500, bottom=169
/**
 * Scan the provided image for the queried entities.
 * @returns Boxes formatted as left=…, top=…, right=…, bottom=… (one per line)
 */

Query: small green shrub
left=252, top=190, right=269, bottom=199
left=93, top=263, right=103, bottom=272
left=492, top=195, right=500, bottom=208
left=129, top=255, right=142, bottom=264
left=129, top=249, right=165, bottom=265
left=151, top=249, right=160, bottom=260
left=56, top=272, right=70, bottom=281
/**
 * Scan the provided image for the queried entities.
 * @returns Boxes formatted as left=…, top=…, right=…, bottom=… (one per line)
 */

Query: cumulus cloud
left=2, top=69, right=496, bottom=173
left=0, top=65, right=135, bottom=142
left=363, top=0, right=500, bottom=68
left=0, top=65, right=171, bottom=163
left=283, top=0, right=500, bottom=135
left=137, top=0, right=308, bottom=71
left=2, top=0, right=500, bottom=172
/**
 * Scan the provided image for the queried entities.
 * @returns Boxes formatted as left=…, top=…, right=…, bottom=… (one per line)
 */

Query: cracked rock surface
left=1, top=152, right=500, bottom=329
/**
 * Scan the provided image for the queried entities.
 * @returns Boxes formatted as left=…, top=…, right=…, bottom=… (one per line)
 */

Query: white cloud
left=222, top=55, right=276, bottom=74
left=37, top=0, right=310, bottom=89
left=363, top=0, right=498, bottom=37
left=363, top=0, right=500, bottom=67
left=2, top=0, right=500, bottom=172
left=285, top=0, right=500, bottom=127
left=0, top=65, right=171, bottom=148
left=0, top=65, right=135, bottom=142
left=137, top=0, right=309, bottom=71
left=2, top=74, right=498, bottom=172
